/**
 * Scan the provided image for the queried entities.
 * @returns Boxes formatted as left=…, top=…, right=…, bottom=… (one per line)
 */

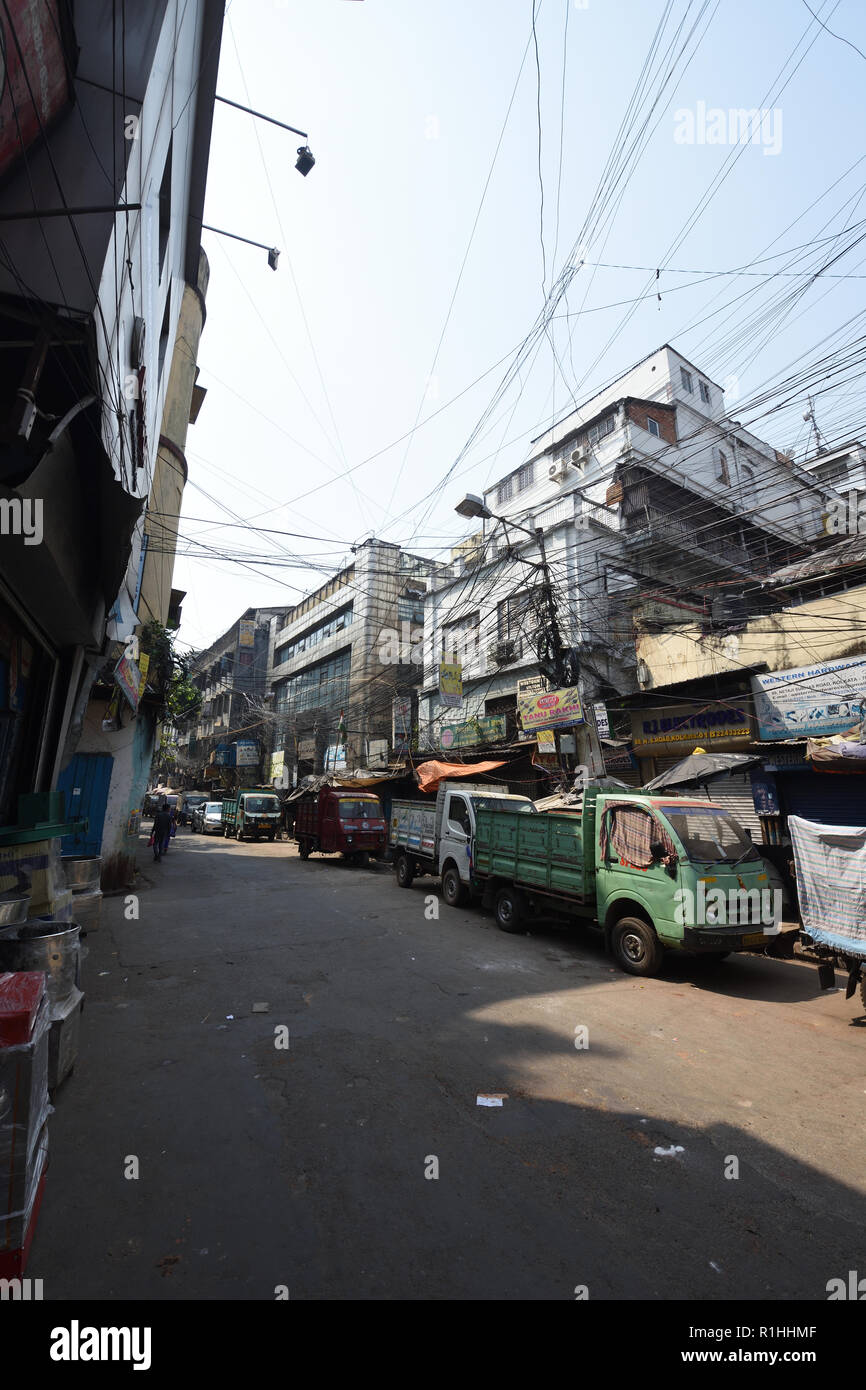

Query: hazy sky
left=173, top=0, right=866, bottom=651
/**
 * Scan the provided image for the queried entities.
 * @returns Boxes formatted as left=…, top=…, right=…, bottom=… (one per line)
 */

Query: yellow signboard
left=439, top=661, right=463, bottom=709
left=518, top=687, right=584, bottom=731
left=239, top=619, right=256, bottom=649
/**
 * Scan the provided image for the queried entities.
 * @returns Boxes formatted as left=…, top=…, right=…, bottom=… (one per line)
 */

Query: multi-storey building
left=267, top=539, right=442, bottom=783
left=421, top=343, right=843, bottom=766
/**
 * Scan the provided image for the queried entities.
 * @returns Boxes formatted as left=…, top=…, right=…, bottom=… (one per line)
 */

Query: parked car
left=180, top=791, right=208, bottom=826
left=192, top=800, right=224, bottom=835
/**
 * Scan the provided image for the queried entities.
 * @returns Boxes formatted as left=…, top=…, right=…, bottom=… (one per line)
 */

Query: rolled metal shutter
left=697, top=775, right=762, bottom=835
left=779, top=772, right=866, bottom=826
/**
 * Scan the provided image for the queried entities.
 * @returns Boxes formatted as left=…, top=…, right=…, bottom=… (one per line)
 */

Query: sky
left=172, top=0, right=866, bottom=653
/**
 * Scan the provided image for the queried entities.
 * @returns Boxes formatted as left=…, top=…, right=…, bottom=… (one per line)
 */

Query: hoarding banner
left=114, top=654, right=142, bottom=712
left=439, top=662, right=463, bottom=709
left=270, top=751, right=285, bottom=782
left=239, top=619, right=256, bottom=649
left=631, top=701, right=751, bottom=753
left=518, top=687, right=584, bottom=731
left=234, top=740, right=259, bottom=767
left=536, top=729, right=556, bottom=751
left=751, top=656, right=866, bottom=740
left=439, top=716, right=506, bottom=750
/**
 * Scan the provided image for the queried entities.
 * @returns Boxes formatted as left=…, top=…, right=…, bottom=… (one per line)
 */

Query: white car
left=195, top=801, right=225, bottom=835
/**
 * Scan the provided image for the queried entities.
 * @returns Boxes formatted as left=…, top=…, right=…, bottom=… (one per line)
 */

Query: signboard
left=114, top=653, right=142, bottom=712
left=270, top=751, right=285, bottom=783
left=517, top=675, right=549, bottom=697
left=750, top=770, right=779, bottom=816
left=136, top=652, right=150, bottom=702
left=751, top=656, right=866, bottom=740
left=234, top=740, right=259, bottom=767
left=439, top=662, right=463, bottom=709
left=324, top=743, right=347, bottom=771
left=213, top=745, right=233, bottom=767
left=593, top=702, right=610, bottom=738
left=536, top=729, right=556, bottom=751
left=518, top=686, right=584, bottom=732
left=297, top=738, right=317, bottom=761
left=439, top=716, right=506, bottom=750
left=0, top=2, right=72, bottom=181
left=631, top=701, right=751, bottom=754
left=239, top=619, right=256, bottom=649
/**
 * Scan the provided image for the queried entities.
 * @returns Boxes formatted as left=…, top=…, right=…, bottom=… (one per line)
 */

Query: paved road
left=32, top=825, right=866, bottom=1299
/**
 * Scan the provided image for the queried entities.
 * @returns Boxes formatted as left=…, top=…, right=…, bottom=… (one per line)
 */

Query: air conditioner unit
left=571, top=446, right=588, bottom=467
left=549, top=459, right=569, bottom=483
left=488, top=639, right=517, bottom=666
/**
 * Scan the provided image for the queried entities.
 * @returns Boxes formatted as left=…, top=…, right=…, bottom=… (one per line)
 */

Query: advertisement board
left=631, top=701, right=751, bottom=754
left=751, top=657, right=866, bottom=740
left=238, top=619, right=256, bottom=649
left=518, top=687, right=584, bottom=732
left=438, top=716, right=506, bottom=750
left=439, top=662, right=463, bottom=709
left=234, top=740, right=259, bottom=767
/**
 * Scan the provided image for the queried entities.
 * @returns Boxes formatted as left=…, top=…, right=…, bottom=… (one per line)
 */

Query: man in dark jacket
left=152, top=802, right=173, bottom=861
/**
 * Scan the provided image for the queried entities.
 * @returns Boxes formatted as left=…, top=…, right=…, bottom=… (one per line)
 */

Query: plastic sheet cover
left=789, top=815, right=866, bottom=954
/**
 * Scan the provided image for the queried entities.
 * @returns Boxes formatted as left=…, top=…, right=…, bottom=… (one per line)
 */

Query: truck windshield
left=657, top=804, right=760, bottom=864
left=245, top=797, right=278, bottom=813
left=338, top=800, right=380, bottom=819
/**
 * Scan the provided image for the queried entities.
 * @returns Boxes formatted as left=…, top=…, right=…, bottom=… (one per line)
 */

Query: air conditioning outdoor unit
left=489, top=639, right=517, bottom=666
left=548, top=459, right=569, bottom=483
left=571, top=445, right=588, bottom=467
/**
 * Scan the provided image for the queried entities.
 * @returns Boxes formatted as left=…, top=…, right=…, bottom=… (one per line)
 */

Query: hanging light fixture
left=295, top=145, right=316, bottom=177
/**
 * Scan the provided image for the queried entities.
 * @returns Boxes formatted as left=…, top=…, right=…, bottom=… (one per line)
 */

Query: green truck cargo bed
left=474, top=803, right=593, bottom=903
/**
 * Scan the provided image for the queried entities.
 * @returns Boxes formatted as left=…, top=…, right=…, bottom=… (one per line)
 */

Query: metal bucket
left=0, top=892, right=30, bottom=927
left=0, top=922, right=80, bottom=1003
left=61, top=856, right=102, bottom=893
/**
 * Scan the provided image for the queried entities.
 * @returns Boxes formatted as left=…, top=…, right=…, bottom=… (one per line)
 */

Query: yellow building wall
left=635, top=584, right=866, bottom=688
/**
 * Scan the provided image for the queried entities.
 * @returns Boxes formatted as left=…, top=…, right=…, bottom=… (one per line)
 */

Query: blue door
left=57, top=753, right=114, bottom=855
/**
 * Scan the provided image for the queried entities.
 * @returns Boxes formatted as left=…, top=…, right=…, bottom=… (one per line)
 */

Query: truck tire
left=495, top=886, right=525, bottom=934
left=611, top=917, right=664, bottom=977
left=442, top=864, right=467, bottom=908
left=395, top=854, right=414, bottom=888
left=236, top=826, right=244, bottom=841
left=860, top=971, right=866, bottom=1015
left=298, top=839, right=310, bottom=860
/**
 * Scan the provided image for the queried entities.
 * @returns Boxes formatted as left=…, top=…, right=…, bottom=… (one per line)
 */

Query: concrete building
left=0, top=0, right=223, bottom=871
left=176, top=607, right=291, bottom=790
left=421, top=343, right=843, bottom=772
left=267, top=539, right=442, bottom=783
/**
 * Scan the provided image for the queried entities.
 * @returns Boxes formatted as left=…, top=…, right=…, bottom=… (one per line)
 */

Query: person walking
left=152, top=800, right=173, bottom=861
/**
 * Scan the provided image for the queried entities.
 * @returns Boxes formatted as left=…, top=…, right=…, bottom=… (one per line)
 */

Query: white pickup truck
left=390, top=781, right=535, bottom=906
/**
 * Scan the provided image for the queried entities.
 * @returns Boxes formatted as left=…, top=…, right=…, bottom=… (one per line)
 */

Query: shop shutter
left=779, top=772, right=866, bottom=827
left=699, top=775, right=762, bottom=835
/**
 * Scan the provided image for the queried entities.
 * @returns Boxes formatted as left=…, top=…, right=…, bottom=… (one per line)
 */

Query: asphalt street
left=31, top=824, right=866, bottom=1300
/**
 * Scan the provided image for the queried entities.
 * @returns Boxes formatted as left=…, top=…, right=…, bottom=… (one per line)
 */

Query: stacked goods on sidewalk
left=61, top=855, right=103, bottom=933
left=0, top=922, right=83, bottom=1095
left=0, top=973, right=51, bottom=1277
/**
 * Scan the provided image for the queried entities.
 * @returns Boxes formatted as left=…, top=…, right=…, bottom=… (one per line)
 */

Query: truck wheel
left=298, top=839, right=310, bottom=860
left=611, top=917, right=664, bottom=977
left=860, top=972, right=866, bottom=1015
left=395, top=854, right=414, bottom=888
left=236, top=826, right=244, bottom=841
left=495, top=887, right=524, bottom=934
left=442, top=865, right=467, bottom=908
left=354, top=851, right=369, bottom=867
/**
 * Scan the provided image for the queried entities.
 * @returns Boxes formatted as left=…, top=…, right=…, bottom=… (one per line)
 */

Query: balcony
left=622, top=508, right=753, bottom=574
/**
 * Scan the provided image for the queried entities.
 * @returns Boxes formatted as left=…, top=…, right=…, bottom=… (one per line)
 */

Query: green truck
left=470, top=787, right=796, bottom=976
left=221, top=789, right=282, bottom=842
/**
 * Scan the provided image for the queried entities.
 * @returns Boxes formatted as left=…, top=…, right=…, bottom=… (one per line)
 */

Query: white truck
left=390, top=781, right=535, bottom=907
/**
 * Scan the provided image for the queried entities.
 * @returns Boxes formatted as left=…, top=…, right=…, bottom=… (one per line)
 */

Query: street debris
left=252, top=1002, right=269, bottom=1013
left=653, top=1145, right=685, bottom=1158
left=477, top=1093, right=508, bottom=1107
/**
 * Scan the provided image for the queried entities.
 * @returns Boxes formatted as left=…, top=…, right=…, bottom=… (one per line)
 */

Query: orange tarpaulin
left=414, top=759, right=507, bottom=793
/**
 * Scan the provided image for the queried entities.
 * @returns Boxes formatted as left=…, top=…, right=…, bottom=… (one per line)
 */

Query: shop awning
left=414, top=759, right=507, bottom=793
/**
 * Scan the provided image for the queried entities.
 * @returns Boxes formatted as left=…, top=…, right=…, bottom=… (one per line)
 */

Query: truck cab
left=295, top=787, right=387, bottom=864
left=222, top=790, right=282, bottom=842
left=390, top=781, right=535, bottom=903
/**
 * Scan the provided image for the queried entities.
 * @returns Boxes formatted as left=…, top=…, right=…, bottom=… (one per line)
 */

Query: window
left=442, top=611, right=479, bottom=662
left=278, top=603, right=353, bottom=663
left=280, top=647, right=351, bottom=713
left=699, top=381, right=711, bottom=405
left=680, top=367, right=693, bottom=393
left=647, top=416, right=660, bottom=438
left=158, top=143, right=173, bottom=278
left=497, top=591, right=535, bottom=650
left=516, top=461, right=535, bottom=492
left=586, top=413, right=617, bottom=447
left=716, top=449, right=730, bottom=485
left=397, top=595, right=425, bottom=624
left=497, top=476, right=513, bottom=505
